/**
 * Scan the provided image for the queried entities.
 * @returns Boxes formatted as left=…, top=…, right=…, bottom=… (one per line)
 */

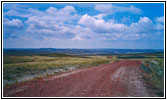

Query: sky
left=3, top=3, right=164, bottom=49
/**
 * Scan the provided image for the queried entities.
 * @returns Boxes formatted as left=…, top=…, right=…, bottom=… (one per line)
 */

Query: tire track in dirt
left=3, top=60, right=158, bottom=97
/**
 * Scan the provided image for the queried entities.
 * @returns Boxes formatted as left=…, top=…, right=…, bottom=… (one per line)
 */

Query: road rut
left=3, top=60, right=158, bottom=97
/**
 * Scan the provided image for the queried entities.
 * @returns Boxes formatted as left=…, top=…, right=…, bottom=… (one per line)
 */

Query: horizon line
left=3, top=48, right=164, bottom=50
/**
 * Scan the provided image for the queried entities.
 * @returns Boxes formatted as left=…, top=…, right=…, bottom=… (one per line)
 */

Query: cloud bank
left=3, top=3, right=164, bottom=49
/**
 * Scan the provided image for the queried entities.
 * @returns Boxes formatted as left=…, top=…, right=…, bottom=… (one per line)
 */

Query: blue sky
left=3, top=3, right=164, bottom=49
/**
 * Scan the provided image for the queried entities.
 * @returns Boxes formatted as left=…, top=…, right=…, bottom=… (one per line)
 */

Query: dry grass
left=3, top=55, right=110, bottom=86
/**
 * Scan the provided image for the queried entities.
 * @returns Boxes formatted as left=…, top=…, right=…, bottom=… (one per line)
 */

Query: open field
left=3, top=51, right=164, bottom=97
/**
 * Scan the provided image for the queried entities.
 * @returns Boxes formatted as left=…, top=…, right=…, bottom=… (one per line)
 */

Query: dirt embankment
left=3, top=60, right=158, bottom=97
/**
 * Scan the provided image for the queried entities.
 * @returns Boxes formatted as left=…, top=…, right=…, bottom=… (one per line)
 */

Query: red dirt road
left=3, top=60, right=157, bottom=97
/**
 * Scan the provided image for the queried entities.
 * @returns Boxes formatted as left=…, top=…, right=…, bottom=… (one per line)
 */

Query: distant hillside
left=3, top=48, right=164, bottom=56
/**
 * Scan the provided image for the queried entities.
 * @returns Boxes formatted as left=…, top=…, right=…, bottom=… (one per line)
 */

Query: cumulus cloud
left=3, top=4, right=163, bottom=43
left=130, top=17, right=154, bottom=33
left=4, top=10, right=32, bottom=18
left=71, top=25, right=94, bottom=41
left=78, top=14, right=163, bottom=41
left=95, top=4, right=141, bottom=14
left=79, top=14, right=128, bottom=34
left=4, top=19, right=23, bottom=28
left=25, top=6, right=80, bottom=39
left=45, top=6, right=77, bottom=17
left=46, top=7, right=57, bottom=14
left=94, top=14, right=107, bottom=19
left=3, top=5, right=80, bottom=40
left=26, top=6, right=79, bottom=24
left=3, top=18, right=24, bottom=40
left=4, top=5, right=78, bottom=19
left=155, top=16, right=164, bottom=31
left=155, top=16, right=164, bottom=24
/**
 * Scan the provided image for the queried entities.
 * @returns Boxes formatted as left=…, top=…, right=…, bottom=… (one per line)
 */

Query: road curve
left=3, top=60, right=157, bottom=97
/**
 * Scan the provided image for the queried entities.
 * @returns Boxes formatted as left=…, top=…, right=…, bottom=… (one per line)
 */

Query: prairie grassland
left=140, top=58, right=164, bottom=96
left=3, top=55, right=110, bottom=86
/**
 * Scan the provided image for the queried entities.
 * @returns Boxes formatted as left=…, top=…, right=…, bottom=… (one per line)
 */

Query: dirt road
left=3, top=60, right=157, bottom=97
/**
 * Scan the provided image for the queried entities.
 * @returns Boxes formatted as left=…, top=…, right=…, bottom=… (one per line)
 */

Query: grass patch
left=140, top=64, right=152, bottom=73
left=39, top=53, right=72, bottom=57
left=3, top=54, right=111, bottom=87
left=110, top=56, right=119, bottom=63
left=140, top=58, right=164, bottom=96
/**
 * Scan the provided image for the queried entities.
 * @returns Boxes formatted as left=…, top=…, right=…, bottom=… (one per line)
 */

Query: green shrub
left=141, top=58, right=164, bottom=96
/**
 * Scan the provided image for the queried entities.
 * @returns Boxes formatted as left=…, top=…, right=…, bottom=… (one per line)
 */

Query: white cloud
left=3, top=4, right=163, bottom=42
left=61, top=6, right=76, bottom=13
left=71, top=25, right=94, bottom=41
left=72, top=35, right=85, bottom=41
left=95, top=5, right=113, bottom=14
left=155, top=16, right=164, bottom=24
left=79, top=14, right=128, bottom=34
left=45, top=6, right=76, bottom=17
left=78, top=14, right=137, bottom=40
left=155, top=23, right=164, bottom=31
left=4, top=19, right=23, bottom=28
left=26, top=6, right=79, bottom=23
left=155, top=16, right=164, bottom=31
left=4, top=5, right=78, bottom=20
left=78, top=14, right=163, bottom=41
left=4, top=10, right=32, bottom=18
left=94, top=14, right=107, bottom=19
left=46, top=7, right=57, bottom=14
left=28, top=8, right=44, bottom=16
left=95, top=4, right=141, bottom=14
left=4, top=10, right=19, bottom=16
left=25, top=6, right=80, bottom=39
left=130, top=17, right=154, bottom=33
